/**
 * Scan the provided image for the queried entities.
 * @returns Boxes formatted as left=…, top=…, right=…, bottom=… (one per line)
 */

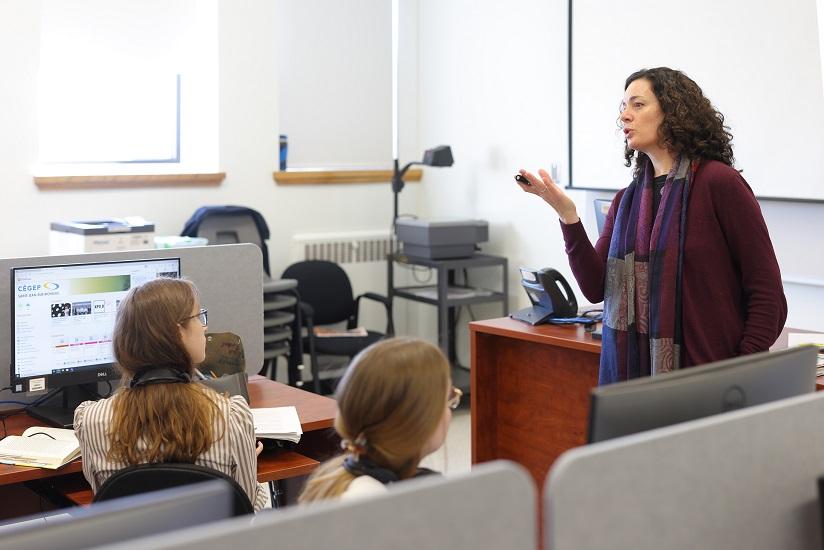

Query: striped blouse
left=74, top=391, right=268, bottom=512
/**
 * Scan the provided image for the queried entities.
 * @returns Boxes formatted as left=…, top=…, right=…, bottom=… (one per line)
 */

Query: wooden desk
left=470, top=319, right=823, bottom=487
left=470, top=317, right=600, bottom=489
left=0, top=376, right=337, bottom=509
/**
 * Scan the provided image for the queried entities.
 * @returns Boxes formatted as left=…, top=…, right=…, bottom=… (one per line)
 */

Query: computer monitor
left=0, top=480, right=233, bottom=550
left=587, top=345, right=818, bottom=443
left=11, top=257, right=181, bottom=427
left=593, top=198, right=611, bottom=236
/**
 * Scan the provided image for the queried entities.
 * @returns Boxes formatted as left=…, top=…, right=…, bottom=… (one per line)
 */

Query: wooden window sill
left=34, top=173, right=226, bottom=190
left=273, top=168, right=422, bottom=185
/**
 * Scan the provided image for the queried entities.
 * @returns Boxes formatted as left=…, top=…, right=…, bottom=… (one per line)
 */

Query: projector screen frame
left=565, top=0, right=824, bottom=205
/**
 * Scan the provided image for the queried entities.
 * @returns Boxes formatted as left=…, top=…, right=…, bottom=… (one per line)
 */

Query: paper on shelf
left=314, top=326, right=368, bottom=338
left=405, top=285, right=494, bottom=301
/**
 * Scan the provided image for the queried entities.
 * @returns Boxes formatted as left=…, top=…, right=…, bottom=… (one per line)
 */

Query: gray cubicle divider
left=94, top=461, right=537, bottom=550
left=0, top=244, right=264, bottom=396
left=546, top=391, right=824, bottom=550
left=0, top=481, right=233, bottom=550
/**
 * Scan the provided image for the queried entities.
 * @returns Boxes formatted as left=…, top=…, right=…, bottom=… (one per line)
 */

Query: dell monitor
left=587, top=345, right=818, bottom=443
left=11, top=257, right=181, bottom=427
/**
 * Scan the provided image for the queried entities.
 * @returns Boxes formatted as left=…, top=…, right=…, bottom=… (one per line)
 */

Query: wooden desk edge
left=56, top=450, right=322, bottom=506
left=0, top=459, right=84, bottom=485
left=1, top=378, right=336, bottom=486
left=469, top=318, right=602, bottom=354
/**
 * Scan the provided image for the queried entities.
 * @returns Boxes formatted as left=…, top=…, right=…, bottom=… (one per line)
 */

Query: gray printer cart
left=387, top=253, right=508, bottom=393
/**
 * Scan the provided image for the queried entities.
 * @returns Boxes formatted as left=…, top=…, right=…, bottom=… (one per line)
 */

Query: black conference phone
left=510, top=267, right=578, bottom=325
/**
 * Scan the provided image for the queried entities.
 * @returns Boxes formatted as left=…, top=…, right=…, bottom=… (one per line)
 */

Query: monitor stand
left=510, top=305, right=554, bottom=326
left=27, top=384, right=103, bottom=428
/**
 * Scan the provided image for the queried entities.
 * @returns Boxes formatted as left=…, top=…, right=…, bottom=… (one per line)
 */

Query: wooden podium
left=470, top=319, right=822, bottom=491
left=470, top=317, right=600, bottom=488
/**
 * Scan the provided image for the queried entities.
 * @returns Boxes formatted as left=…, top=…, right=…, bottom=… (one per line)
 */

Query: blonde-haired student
left=74, top=277, right=268, bottom=511
left=299, top=337, right=460, bottom=502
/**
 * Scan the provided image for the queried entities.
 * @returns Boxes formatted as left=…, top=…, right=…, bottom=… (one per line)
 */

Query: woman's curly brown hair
left=623, top=67, right=735, bottom=177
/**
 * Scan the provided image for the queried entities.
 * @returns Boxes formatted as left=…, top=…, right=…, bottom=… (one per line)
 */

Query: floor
left=419, top=406, right=471, bottom=475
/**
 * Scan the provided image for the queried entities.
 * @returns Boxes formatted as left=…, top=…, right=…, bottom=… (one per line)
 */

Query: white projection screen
left=569, top=0, right=824, bottom=201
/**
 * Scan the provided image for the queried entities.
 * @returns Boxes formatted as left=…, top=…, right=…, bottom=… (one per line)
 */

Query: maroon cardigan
left=562, top=160, right=787, bottom=367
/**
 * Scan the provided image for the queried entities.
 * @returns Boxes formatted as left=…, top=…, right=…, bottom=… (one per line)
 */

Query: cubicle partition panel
left=0, top=244, right=264, bottom=397
left=546, top=392, right=824, bottom=550
left=95, top=461, right=537, bottom=550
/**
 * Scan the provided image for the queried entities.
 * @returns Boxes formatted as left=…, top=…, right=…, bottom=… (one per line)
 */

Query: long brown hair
left=108, top=277, right=224, bottom=465
left=299, top=338, right=450, bottom=503
left=623, top=67, right=735, bottom=178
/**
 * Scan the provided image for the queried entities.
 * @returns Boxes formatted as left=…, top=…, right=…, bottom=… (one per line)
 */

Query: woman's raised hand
left=516, top=168, right=580, bottom=225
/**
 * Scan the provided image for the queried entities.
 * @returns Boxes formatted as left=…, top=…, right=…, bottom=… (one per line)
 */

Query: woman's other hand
left=255, top=440, right=264, bottom=457
left=517, top=168, right=580, bottom=224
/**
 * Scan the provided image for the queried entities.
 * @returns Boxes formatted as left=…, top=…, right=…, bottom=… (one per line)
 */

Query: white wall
left=276, top=0, right=393, bottom=168
left=0, top=0, right=420, bottom=274
left=2, top=0, right=820, bottom=374
left=410, top=0, right=575, bottom=364
left=413, top=0, right=824, bottom=366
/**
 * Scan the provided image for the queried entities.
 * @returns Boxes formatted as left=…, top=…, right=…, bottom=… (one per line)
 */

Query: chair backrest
left=181, top=206, right=272, bottom=275
left=93, top=463, right=254, bottom=517
left=282, top=260, right=355, bottom=325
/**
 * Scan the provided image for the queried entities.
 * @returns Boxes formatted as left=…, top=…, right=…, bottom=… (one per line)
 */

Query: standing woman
left=299, top=338, right=458, bottom=503
left=74, top=277, right=268, bottom=511
left=517, top=67, right=786, bottom=384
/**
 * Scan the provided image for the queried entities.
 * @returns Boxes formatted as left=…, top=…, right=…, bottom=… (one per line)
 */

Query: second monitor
left=587, top=345, right=818, bottom=443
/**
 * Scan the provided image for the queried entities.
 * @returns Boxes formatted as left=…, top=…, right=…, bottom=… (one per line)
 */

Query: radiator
left=291, top=230, right=396, bottom=265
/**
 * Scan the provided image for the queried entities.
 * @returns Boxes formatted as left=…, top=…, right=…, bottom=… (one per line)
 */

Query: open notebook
left=252, top=407, right=303, bottom=444
left=0, top=426, right=80, bottom=469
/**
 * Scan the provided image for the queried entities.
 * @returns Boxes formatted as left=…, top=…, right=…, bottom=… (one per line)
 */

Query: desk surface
left=470, top=318, right=823, bottom=480
left=469, top=316, right=601, bottom=353
left=0, top=376, right=337, bottom=487
left=473, top=318, right=824, bottom=386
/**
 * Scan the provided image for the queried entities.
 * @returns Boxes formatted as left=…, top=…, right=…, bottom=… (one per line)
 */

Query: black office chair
left=93, top=463, right=254, bottom=516
left=282, top=260, right=394, bottom=394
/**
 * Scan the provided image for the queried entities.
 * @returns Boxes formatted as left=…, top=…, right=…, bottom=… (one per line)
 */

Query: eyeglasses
left=447, top=386, right=463, bottom=410
left=181, top=309, right=208, bottom=327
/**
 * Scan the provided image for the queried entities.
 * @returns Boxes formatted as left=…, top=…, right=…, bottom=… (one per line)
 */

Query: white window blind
left=37, top=0, right=218, bottom=174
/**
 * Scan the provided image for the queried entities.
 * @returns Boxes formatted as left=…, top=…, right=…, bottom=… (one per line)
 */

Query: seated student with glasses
left=299, top=337, right=460, bottom=503
left=74, top=277, right=268, bottom=511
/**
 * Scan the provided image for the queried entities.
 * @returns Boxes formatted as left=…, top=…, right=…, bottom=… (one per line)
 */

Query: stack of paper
left=314, top=326, right=368, bottom=338
left=787, top=333, right=824, bottom=377
left=0, top=426, right=80, bottom=469
left=252, top=406, right=303, bottom=443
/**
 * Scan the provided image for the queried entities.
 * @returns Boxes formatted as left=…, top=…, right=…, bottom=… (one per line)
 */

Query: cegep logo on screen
left=17, top=281, right=60, bottom=293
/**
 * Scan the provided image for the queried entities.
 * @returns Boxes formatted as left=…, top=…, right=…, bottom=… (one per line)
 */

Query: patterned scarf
left=599, top=155, right=695, bottom=385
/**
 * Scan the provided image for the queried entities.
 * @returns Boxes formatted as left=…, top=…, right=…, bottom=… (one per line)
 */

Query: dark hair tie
left=342, top=456, right=399, bottom=485
left=129, top=366, right=191, bottom=388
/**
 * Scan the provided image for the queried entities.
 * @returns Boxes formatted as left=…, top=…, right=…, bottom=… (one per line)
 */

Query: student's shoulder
left=225, top=394, right=253, bottom=423
left=73, top=396, right=116, bottom=430
left=340, top=475, right=388, bottom=501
